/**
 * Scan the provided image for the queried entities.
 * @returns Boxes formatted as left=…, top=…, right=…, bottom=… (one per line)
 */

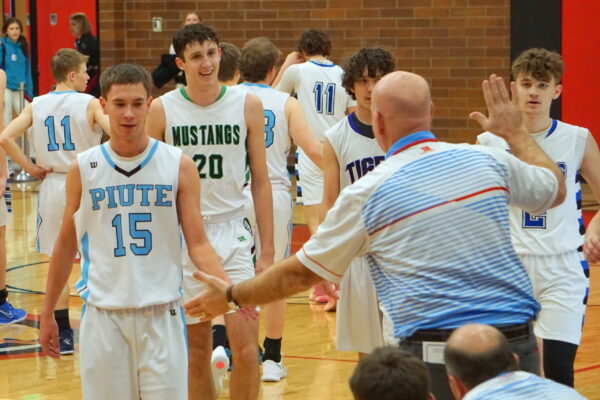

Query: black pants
left=544, top=339, right=578, bottom=387
left=400, top=324, right=539, bottom=400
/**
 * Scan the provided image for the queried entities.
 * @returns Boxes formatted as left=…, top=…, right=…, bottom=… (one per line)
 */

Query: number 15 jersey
left=162, top=86, right=248, bottom=217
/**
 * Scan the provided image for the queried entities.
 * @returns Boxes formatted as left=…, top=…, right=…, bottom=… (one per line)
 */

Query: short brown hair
left=70, top=13, right=92, bottom=36
left=51, top=48, right=88, bottom=83
left=240, top=37, right=280, bottom=83
left=218, top=42, right=241, bottom=83
left=297, top=29, right=331, bottom=57
left=100, top=63, right=151, bottom=98
left=511, top=48, right=563, bottom=83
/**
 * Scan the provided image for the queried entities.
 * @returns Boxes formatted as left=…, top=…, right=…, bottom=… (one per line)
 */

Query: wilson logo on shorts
left=90, top=162, right=98, bottom=168
left=170, top=309, right=177, bottom=316
left=242, top=217, right=252, bottom=235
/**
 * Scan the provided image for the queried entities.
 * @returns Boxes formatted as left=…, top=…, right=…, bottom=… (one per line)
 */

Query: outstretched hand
left=470, top=74, right=525, bottom=140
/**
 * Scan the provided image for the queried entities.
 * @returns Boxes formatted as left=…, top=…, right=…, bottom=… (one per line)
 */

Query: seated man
left=349, top=346, right=434, bottom=400
left=444, top=324, right=586, bottom=399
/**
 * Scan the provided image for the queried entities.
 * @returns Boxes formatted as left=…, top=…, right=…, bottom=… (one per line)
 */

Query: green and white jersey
left=162, top=86, right=248, bottom=217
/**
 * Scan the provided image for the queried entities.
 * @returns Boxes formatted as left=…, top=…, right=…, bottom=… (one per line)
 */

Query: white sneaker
left=261, top=359, right=287, bottom=382
left=211, top=346, right=230, bottom=394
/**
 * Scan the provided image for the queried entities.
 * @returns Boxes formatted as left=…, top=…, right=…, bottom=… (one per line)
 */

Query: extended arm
left=89, top=98, right=110, bottom=135
left=246, top=94, right=275, bottom=271
left=0, top=104, right=50, bottom=179
left=39, top=161, right=82, bottom=358
left=145, top=98, right=167, bottom=141
left=580, top=134, right=600, bottom=263
left=320, top=138, right=340, bottom=218
left=286, top=96, right=323, bottom=169
left=273, top=52, right=303, bottom=91
left=470, top=74, right=566, bottom=207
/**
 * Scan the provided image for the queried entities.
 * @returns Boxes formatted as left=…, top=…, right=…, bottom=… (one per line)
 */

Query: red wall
left=35, top=0, right=97, bottom=94
left=562, top=2, right=600, bottom=142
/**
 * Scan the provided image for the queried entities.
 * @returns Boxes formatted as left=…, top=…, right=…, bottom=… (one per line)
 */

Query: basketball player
left=477, top=48, right=600, bottom=387
left=145, top=24, right=274, bottom=400
left=238, top=37, right=323, bottom=381
left=39, top=63, right=228, bottom=400
left=0, top=68, right=26, bottom=325
left=0, top=49, right=109, bottom=351
left=322, top=47, right=395, bottom=351
left=274, top=28, right=355, bottom=304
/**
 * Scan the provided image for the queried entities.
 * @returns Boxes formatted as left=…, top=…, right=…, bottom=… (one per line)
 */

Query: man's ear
left=553, top=83, right=562, bottom=100
left=447, top=373, right=469, bottom=400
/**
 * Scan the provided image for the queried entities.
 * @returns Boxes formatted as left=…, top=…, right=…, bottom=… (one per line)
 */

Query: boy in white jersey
left=0, top=49, right=109, bottom=352
left=38, top=63, right=229, bottom=400
left=321, top=48, right=395, bottom=351
left=238, top=37, right=323, bottom=382
left=145, top=24, right=274, bottom=400
left=273, top=28, right=355, bottom=304
left=477, top=48, right=600, bottom=387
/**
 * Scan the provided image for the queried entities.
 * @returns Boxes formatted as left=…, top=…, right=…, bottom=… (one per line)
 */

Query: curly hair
left=511, top=48, right=563, bottom=83
left=297, top=29, right=331, bottom=57
left=341, top=48, right=396, bottom=99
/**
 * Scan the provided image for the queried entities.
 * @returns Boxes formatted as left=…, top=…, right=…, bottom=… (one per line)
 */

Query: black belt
left=406, top=322, right=531, bottom=342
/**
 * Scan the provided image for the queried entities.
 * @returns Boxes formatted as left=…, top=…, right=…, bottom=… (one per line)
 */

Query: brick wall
left=98, top=0, right=510, bottom=143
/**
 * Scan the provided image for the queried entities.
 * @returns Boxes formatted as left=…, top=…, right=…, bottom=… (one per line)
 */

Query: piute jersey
left=32, top=91, right=102, bottom=173
left=162, top=86, right=248, bottom=216
left=238, top=82, right=291, bottom=191
left=277, top=60, right=354, bottom=141
left=478, top=120, right=588, bottom=255
left=74, top=139, right=183, bottom=309
left=325, top=113, right=385, bottom=189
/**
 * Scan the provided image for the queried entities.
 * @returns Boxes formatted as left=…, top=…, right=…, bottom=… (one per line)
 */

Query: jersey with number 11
left=162, top=86, right=248, bottom=217
left=32, top=91, right=102, bottom=173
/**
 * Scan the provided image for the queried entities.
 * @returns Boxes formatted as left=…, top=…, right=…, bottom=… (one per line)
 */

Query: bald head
left=371, top=71, right=433, bottom=150
left=444, top=324, right=518, bottom=389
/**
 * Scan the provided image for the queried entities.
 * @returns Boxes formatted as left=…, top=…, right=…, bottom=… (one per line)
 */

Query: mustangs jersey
left=276, top=60, right=354, bottom=141
left=31, top=91, right=102, bottom=173
left=238, top=82, right=291, bottom=191
left=74, top=139, right=183, bottom=309
left=325, top=112, right=385, bottom=189
left=478, top=120, right=588, bottom=255
left=162, top=86, right=248, bottom=217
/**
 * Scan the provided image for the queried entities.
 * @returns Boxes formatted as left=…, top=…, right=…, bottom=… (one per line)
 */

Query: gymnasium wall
left=98, top=0, right=510, bottom=143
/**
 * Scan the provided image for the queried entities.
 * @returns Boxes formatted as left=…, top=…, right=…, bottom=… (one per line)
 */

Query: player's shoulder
left=325, top=114, right=350, bottom=140
left=554, top=119, right=590, bottom=139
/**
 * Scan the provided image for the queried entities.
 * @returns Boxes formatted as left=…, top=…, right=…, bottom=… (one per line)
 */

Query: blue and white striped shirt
left=298, top=131, right=558, bottom=340
left=464, top=371, right=586, bottom=399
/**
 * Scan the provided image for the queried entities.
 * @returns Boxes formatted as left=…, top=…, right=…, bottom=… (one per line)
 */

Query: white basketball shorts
left=37, top=173, right=67, bottom=255
left=295, top=147, right=323, bottom=206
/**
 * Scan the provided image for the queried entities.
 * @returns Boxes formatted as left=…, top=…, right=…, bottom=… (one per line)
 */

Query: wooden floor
left=1, top=183, right=600, bottom=399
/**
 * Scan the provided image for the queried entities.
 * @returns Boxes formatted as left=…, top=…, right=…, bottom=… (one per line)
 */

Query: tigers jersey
left=74, top=139, right=183, bottom=309
left=277, top=60, right=355, bottom=141
left=477, top=120, right=588, bottom=255
left=31, top=91, right=102, bottom=173
left=238, top=82, right=291, bottom=191
left=162, top=86, right=248, bottom=216
left=325, top=112, right=385, bottom=189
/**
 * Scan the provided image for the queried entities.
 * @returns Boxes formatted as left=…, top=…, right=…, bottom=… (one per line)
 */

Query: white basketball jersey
left=238, top=82, right=291, bottom=191
left=478, top=120, right=588, bottom=255
left=162, top=86, right=248, bottom=216
left=74, top=139, right=183, bottom=309
left=31, top=91, right=102, bottom=173
left=325, top=113, right=385, bottom=189
left=277, top=60, right=354, bottom=141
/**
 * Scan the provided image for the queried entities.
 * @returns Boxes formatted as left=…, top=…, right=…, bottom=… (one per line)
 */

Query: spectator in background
left=0, top=17, right=33, bottom=127
left=70, top=13, right=99, bottom=97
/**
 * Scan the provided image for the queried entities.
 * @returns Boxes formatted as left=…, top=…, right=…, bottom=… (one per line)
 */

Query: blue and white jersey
left=276, top=60, right=354, bottom=141
left=32, top=91, right=102, bottom=173
left=325, top=112, right=385, bottom=189
left=297, top=131, right=559, bottom=340
left=238, top=82, right=291, bottom=191
left=478, top=120, right=588, bottom=255
left=74, top=139, right=183, bottom=309
left=464, top=371, right=586, bottom=400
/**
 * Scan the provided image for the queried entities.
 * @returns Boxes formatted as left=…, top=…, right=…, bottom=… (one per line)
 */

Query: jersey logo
left=243, top=217, right=253, bottom=236
left=170, top=309, right=177, bottom=316
left=237, top=236, right=246, bottom=242
left=90, top=162, right=98, bottom=168
left=420, top=146, right=434, bottom=153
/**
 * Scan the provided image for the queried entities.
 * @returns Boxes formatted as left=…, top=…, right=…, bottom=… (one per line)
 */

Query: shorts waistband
left=202, top=208, right=245, bottom=224
left=405, top=322, right=531, bottom=343
left=85, top=299, right=182, bottom=314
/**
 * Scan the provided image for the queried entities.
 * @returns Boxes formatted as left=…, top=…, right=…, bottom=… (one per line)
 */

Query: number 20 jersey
left=75, top=139, right=183, bottom=309
left=478, top=120, right=588, bottom=255
left=32, top=91, right=102, bottom=173
left=162, top=87, right=248, bottom=217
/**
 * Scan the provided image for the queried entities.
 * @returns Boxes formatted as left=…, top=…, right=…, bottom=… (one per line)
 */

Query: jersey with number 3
left=31, top=91, right=102, bottom=173
left=75, top=139, right=183, bottom=309
left=276, top=61, right=354, bottom=141
left=238, top=83, right=291, bottom=191
left=478, top=120, right=588, bottom=255
left=162, top=86, right=248, bottom=217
